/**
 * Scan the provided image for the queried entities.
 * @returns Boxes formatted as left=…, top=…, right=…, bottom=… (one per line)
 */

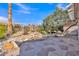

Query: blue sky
left=0, top=3, right=69, bottom=25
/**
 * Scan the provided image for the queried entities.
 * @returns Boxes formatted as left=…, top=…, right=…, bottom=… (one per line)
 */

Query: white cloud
left=14, top=3, right=33, bottom=14
left=0, top=16, right=16, bottom=24
left=56, top=4, right=66, bottom=10
left=14, top=3, right=38, bottom=15
left=15, top=3, right=31, bottom=11
left=14, top=10, right=31, bottom=14
left=0, top=16, right=8, bottom=23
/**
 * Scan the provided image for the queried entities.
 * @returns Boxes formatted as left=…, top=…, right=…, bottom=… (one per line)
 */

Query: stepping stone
left=46, top=47, right=56, bottom=52
left=59, top=40, right=64, bottom=42
left=37, top=51, right=49, bottom=56
left=37, top=49, right=49, bottom=56
left=21, top=44, right=34, bottom=51
left=44, top=42, right=54, bottom=45
left=59, top=45, right=68, bottom=50
left=77, top=43, right=79, bottom=45
left=37, top=46, right=56, bottom=56
left=66, top=50, right=79, bottom=56
left=25, top=45, right=34, bottom=51
left=48, top=51, right=58, bottom=56
left=68, top=44, right=75, bottom=47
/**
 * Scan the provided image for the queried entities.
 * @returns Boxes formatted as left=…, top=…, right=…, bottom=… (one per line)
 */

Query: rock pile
left=12, top=32, right=43, bottom=42
left=0, top=32, right=43, bottom=56
left=12, top=31, right=24, bottom=37
left=27, top=32, right=43, bottom=40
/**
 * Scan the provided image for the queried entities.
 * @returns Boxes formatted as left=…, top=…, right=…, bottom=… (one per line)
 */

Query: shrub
left=13, top=24, right=22, bottom=33
left=41, top=31, right=48, bottom=35
left=0, top=23, right=7, bottom=39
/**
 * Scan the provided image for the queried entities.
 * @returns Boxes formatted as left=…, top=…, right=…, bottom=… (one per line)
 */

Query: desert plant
left=0, top=23, right=7, bottom=39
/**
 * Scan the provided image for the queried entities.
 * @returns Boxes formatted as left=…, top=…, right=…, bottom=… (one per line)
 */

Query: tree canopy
left=42, top=7, right=70, bottom=33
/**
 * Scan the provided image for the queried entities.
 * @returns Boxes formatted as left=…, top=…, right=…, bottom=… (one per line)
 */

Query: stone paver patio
left=20, top=36, right=79, bottom=56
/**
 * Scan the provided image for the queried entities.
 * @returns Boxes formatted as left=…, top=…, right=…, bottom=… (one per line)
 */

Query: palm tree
left=7, top=3, right=13, bottom=36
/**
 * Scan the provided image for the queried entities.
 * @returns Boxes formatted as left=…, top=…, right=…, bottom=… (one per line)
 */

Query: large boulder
left=2, top=41, right=20, bottom=56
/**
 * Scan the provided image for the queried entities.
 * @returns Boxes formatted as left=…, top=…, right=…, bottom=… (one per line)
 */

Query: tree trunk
left=7, top=3, right=13, bottom=36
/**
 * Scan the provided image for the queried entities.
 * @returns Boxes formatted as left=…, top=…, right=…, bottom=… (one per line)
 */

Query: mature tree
left=43, top=7, right=70, bottom=33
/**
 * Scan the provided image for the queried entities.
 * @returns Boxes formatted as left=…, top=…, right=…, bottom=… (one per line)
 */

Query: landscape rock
left=11, top=32, right=43, bottom=42
left=2, top=41, right=20, bottom=56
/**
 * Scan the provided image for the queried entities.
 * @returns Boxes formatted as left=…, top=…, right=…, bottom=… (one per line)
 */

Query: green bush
left=0, top=31, right=5, bottom=39
left=43, top=7, right=69, bottom=33
left=41, top=31, right=48, bottom=35
left=0, top=23, right=7, bottom=39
